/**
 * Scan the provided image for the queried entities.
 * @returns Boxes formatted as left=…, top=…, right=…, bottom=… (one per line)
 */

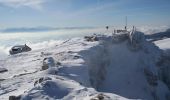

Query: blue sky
left=0, top=0, right=170, bottom=29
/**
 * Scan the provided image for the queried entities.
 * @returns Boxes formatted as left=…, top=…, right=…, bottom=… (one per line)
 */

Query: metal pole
left=125, top=16, right=127, bottom=30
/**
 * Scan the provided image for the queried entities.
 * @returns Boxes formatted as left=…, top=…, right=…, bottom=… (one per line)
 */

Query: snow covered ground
left=0, top=30, right=170, bottom=100
left=154, top=38, right=170, bottom=93
left=0, top=37, right=129, bottom=100
left=154, top=38, right=170, bottom=50
left=136, top=26, right=169, bottom=35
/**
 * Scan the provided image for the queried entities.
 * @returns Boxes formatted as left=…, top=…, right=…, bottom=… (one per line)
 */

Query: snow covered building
left=9, top=44, right=31, bottom=55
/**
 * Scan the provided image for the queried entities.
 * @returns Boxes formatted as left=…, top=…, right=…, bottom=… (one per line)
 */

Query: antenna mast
left=125, top=16, right=127, bottom=30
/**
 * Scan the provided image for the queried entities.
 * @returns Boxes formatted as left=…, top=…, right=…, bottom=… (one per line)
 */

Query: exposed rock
left=84, top=35, right=98, bottom=42
left=42, top=57, right=56, bottom=70
left=42, top=64, right=48, bottom=70
left=9, top=95, right=21, bottom=100
left=0, top=68, right=8, bottom=73
left=73, top=55, right=80, bottom=59
left=56, top=62, right=61, bottom=66
left=34, top=77, right=52, bottom=86
left=90, top=93, right=110, bottom=100
left=0, top=79, right=5, bottom=81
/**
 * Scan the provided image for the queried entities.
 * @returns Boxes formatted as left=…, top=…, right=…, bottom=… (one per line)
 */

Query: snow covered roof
left=9, top=44, right=31, bottom=55
left=12, top=45, right=26, bottom=49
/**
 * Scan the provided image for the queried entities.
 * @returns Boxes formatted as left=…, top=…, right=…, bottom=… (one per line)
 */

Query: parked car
left=9, top=44, right=31, bottom=55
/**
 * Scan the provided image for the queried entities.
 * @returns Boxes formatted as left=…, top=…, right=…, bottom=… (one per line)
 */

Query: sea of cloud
left=0, top=28, right=105, bottom=59
left=0, top=26, right=169, bottom=60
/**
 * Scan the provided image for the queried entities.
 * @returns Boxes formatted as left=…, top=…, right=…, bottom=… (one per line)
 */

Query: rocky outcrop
left=84, top=35, right=98, bottom=42
left=42, top=57, right=56, bottom=70
left=90, top=93, right=110, bottom=100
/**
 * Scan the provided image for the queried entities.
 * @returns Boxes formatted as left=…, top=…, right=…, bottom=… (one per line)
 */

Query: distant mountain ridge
left=0, top=26, right=95, bottom=33
left=146, top=28, right=170, bottom=41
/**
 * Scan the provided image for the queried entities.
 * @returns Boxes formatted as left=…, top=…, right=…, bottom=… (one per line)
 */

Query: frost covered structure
left=0, top=30, right=170, bottom=100
left=83, top=30, right=170, bottom=100
left=9, top=44, right=31, bottom=55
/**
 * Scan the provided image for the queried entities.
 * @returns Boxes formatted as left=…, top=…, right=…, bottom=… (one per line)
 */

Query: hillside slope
left=0, top=31, right=170, bottom=100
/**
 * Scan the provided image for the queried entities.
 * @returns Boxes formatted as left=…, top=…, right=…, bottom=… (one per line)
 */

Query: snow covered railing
left=128, top=27, right=146, bottom=50
left=112, top=26, right=146, bottom=51
left=113, top=33, right=128, bottom=43
left=129, top=26, right=136, bottom=44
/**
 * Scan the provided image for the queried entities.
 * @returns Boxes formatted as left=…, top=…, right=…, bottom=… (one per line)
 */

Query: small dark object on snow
left=9, top=95, right=21, bottom=100
left=9, top=44, right=31, bottom=55
left=106, top=26, right=109, bottom=30
left=0, top=68, right=8, bottom=73
left=0, top=79, right=5, bottom=81
left=84, top=36, right=98, bottom=42
left=56, top=62, right=61, bottom=66
left=34, top=77, right=52, bottom=86
left=97, top=94, right=104, bottom=100
left=91, top=93, right=110, bottom=100
left=73, top=55, right=80, bottom=59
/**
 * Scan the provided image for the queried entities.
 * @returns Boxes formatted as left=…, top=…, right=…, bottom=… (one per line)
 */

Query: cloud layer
left=0, top=0, right=46, bottom=10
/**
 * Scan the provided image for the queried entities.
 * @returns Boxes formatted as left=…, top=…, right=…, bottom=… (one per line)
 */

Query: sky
left=0, top=0, right=170, bottom=29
